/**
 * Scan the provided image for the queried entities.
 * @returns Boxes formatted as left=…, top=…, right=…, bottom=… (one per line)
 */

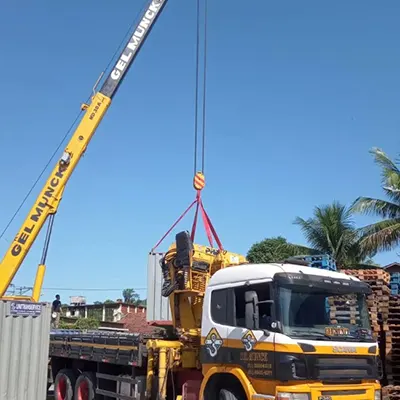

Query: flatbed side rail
left=96, top=373, right=146, bottom=400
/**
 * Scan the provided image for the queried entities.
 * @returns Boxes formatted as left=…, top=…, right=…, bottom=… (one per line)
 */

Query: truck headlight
left=277, top=393, right=310, bottom=400
left=375, top=390, right=381, bottom=400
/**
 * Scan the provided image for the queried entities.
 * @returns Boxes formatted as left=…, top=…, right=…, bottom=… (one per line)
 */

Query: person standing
left=51, top=294, right=62, bottom=329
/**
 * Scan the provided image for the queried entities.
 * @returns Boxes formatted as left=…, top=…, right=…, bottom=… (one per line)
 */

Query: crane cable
left=152, top=0, right=223, bottom=252
left=193, top=0, right=208, bottom=176
left=191, top=0, right=223, bottom=249
left=201, top=0, right=208, bottom=174
left=0, top=0, right=150, bottom=244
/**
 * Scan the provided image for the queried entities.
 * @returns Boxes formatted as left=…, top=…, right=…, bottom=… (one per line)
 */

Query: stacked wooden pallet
left=386, top=294, right=400, bottom=385
left=381, top=292, right=400, bottom=398
left=341, top=269, right=390, bottom=338
left=383, top=385, right=400, bottom=400
left=328, top=294, right=360, bottom=326
left=340, top=268, right=400, bottom=390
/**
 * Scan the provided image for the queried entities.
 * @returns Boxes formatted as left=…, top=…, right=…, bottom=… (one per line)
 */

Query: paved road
left=46, top=384, right=54, bottom=399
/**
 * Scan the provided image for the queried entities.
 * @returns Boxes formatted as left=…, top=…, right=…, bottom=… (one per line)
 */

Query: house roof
left=384, top=262, right=400, bottom=270
left=119, top=312, right=156, bottom=334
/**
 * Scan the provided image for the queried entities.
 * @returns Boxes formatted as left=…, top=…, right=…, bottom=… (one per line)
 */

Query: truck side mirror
left=245, top=290, right=259, bottom=330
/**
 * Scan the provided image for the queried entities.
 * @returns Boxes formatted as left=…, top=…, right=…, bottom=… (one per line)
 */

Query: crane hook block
left=193, top=172, right=205, bottom=191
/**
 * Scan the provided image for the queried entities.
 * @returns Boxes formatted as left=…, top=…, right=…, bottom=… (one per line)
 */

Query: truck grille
left=310, top=356, right=378, bottom=380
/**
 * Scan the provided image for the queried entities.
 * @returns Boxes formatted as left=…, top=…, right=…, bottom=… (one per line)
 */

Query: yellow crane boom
left=161, top=230, right=248, bottom=338
left=0, top=0, right=168, bottom=301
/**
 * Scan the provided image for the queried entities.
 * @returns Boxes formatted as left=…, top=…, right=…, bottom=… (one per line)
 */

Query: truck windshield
left=277, top=284, right=373, bottom=341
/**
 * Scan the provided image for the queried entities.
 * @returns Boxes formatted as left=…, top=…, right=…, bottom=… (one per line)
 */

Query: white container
left=146, top=252, right=172, bottom=322
left=0, top=300, right=51, bottom=400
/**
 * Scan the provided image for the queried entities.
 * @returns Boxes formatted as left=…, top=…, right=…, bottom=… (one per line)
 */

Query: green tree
left=104, top=299, right=114, bottom=304
left=294, top=201, right=372, bottom=268
left=247, top=236, right=314, bottom=263
left=122, top=288, right=139, bottom=304
left=136, top=298, right=147, bottom=307
left=93, top=301, right=102, bottom=305
left=351, top=148, right=400, bottom=254
left=58, top=317, right=100, bottom=330
left=75, top=317, right=100, bottom=330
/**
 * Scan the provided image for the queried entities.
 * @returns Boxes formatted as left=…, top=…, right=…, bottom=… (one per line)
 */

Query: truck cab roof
left=208, top=262, right=361, bottom=287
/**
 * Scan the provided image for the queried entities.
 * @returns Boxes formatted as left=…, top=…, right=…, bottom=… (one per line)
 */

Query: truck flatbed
left=49, top=330, right=145, bottom=367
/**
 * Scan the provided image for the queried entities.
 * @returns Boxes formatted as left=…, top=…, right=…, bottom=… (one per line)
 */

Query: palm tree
left=246, top=236, right=318, bottom=264
left=293, top=201, right=369, bottom=268
left=351, top=147, right=400, bottom=254
left=122, top=288, right=139, bottom=304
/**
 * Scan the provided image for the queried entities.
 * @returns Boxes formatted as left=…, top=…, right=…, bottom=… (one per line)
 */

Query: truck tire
left=74, top=371, right=96, bottom=400
left=219, top=388, right=243, bottom=400
left=54, top=369, right=76, bottom=400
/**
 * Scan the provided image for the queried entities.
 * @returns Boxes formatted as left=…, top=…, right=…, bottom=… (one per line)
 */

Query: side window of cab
left=233, top=282, right=273, bottom=330
left=210, top=288, right=235, bottom=326
left=211, top=282, right=273, bottom=330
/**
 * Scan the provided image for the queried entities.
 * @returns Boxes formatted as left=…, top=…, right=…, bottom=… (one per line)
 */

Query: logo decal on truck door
left=205, top=328, right=223, bottom=357
left=242, top=330, right=257, bottom=352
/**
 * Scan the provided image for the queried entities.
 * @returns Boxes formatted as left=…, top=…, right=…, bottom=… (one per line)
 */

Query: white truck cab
left=200, top=262, right=381, bottom=400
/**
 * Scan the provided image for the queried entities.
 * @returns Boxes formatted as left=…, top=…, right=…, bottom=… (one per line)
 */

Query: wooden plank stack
left=340, top=269, right=391, bottom=386
left=337, top=267, right=400, bottom=398
left=386, top=273, right=400, bottom=388
left=386, top=294, right=400, bottom=385
left=383, top=385, right=400, bottom=400
left=341, top=268, right=390, bottom=336
left=328, top=294, right=360, bottom=326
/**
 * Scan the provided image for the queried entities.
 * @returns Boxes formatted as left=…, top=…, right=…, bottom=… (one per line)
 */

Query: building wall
left=65, top=303, right=146, bottom=322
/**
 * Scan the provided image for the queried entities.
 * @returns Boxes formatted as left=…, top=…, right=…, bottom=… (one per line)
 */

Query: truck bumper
left=253, top=382, right=381, bottom=400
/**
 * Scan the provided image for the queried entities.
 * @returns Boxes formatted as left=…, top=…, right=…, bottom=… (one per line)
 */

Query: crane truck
left=49, top=230, right=381, bottom=400
left=0, top=0, right=382, bottom=399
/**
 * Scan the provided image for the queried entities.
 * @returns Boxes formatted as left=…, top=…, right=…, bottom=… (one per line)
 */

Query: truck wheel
left=74, top=372, right=96, bottom=400
left=54, top=369, right=76, bottom=400
left=219, top=388, right=243, bottom=400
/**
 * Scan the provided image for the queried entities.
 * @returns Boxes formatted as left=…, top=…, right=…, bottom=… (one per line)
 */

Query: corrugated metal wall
left=147, top=253, right=172, bottom=322
left=0, top=300, right=51, bottom=400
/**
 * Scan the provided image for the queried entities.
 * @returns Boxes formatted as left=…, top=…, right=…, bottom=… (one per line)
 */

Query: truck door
left=202, top=281, right=276, bottom=381
left=224, top=281, right=275, bottom=380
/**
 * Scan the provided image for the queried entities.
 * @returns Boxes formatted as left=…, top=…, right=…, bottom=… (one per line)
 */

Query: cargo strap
left=151, top=189, right=223, bottom=252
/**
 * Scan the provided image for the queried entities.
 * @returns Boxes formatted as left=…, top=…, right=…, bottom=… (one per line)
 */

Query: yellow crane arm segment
left=0, top=0, right=168, bottom=301
left=0, top=94, right=111, bottom=299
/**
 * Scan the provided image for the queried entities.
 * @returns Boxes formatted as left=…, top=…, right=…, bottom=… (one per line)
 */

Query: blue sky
left=0, top=0, right=399, bottom=304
